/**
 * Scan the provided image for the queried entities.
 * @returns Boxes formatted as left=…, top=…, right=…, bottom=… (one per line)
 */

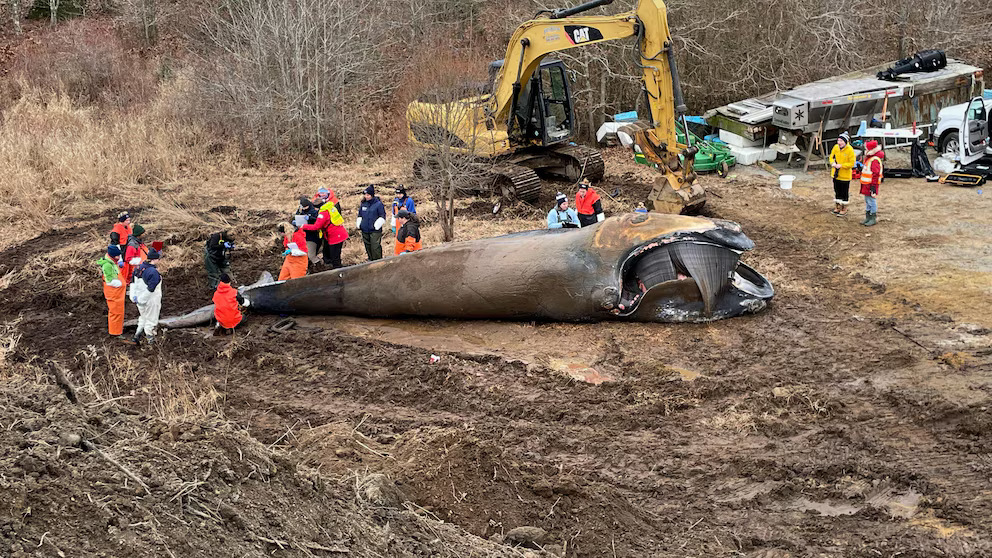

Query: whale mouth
left=616, top=234, right=772, bottom=318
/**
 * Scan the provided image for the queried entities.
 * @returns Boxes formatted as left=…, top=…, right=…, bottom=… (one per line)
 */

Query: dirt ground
left=2, top=149, right=991, bottom=557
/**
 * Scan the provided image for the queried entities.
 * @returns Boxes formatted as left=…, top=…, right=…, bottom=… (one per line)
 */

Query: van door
left=960, top=97, right=989, bottom=165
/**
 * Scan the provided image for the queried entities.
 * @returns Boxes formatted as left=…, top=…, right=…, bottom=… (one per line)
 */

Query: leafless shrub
left=192, top=0, right=394, bottom=158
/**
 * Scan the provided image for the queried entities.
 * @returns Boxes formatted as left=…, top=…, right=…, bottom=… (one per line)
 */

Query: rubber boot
left=145, top=335, right=156, bottom=346
left=127, top=331, right=143, bottom=345
left=861, top=211, right=870, bottom=225
left=863, top=212, right=877, bottom=227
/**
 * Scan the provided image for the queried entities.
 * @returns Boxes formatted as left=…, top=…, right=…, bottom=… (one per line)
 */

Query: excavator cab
left=490, top=59, right=576, bottom=146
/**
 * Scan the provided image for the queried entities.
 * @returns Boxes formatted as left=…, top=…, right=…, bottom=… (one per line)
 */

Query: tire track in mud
left=3, top=185, right=991, bottom=556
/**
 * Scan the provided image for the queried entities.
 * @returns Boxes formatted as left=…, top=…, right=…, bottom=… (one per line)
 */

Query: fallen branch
left=81, top=440, right=151, bottom=495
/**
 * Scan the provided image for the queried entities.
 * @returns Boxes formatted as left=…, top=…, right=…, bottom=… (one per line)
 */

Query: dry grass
left=0, top=319, right=23, bottom=374
left=0, top=78, right=206, bottom=251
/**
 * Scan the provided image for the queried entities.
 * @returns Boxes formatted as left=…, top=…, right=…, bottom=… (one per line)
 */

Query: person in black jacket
left=204, top=231, right=235, bottom=289
left=296, top=197, right=321, bottom=267
left=356, top=185, right=387, bottom=261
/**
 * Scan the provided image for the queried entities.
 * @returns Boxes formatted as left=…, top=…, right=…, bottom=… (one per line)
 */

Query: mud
left=2, top=158, right=991, bottom=557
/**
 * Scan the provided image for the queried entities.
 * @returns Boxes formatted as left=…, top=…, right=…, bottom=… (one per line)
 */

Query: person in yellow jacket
left=829, top=132, right=857, bottom=216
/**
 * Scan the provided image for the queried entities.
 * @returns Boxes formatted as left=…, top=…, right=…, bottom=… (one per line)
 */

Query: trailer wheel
left=717, top=161, right=731, bottom=178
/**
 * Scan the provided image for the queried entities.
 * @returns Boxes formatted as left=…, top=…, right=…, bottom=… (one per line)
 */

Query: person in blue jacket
left=357, top=185, right=387, bottom=261
left=547, top=192, right=581, bottom=229
left=391, top=185, right=416, bottom=232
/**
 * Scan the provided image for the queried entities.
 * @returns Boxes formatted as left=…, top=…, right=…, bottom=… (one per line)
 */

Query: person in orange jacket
left=278, top=220, right=309, bottom=280
left=574, top=179, right=605, bottom=227
left=95, top=245, right=127, bottom=339
left=212, top=273, right=248, bottom=334
left=394, top=210, right=422, bottom=255
left=109, top=212, right=132, bottom=254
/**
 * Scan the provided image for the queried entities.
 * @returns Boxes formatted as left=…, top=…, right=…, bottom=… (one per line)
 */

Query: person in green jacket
left=829, top=132, right=857, bottom=216
left=96, top=245, right=127, bottom=339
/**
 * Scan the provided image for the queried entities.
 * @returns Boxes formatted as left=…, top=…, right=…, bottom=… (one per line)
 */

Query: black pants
left=322, top=239, right=344, bottom=268
left=832, top=178, right=850, bottom=203
left=578, top=213, right=598, bottom=227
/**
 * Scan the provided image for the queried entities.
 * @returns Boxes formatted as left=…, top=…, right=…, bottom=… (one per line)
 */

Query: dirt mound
left=0, top=379, right=536, bottom=558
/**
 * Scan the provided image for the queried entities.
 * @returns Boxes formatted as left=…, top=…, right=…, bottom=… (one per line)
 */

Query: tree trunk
left=10, top=0, right=22, bottom=34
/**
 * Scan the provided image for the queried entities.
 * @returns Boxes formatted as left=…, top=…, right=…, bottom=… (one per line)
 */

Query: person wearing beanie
left=109, top=212, right=132, bottom=254
left=859, top=140, right=883, bottom=226
left=394, top=210, right=422, bottom=255
left=547, top=192, right=581, bottom=229
left=95, top=245, right=127, bottom=338
left=574, top=179, right=605, bottom=227
left=296, top=197, right=321, bottom=267
left=212, top=273, right=248, bottom=334
left=302, top=190, right=348, bottom=269
left=205, top=230, right=236, bottom=289
left=357, top=184, right=387, bottom=261
left=278, top=221, right=309, bottom=280
left=122, top=224, right=148, bottom=286
left=829, top=132, right=857, bottom=216
left=391, top=185, right=416, bottom=233
left=128, top=248, right=163, bottom=346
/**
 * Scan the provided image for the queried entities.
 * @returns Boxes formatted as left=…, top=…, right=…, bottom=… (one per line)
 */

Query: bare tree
left=118, top=0, right=160, bottom=45
left=407, top=51, right=495, bottom=242
left=48, top=0, right=59, bottom=25
left=195, top=0, right=394, bottom=157
left=6, top=0, right=23, bottom=33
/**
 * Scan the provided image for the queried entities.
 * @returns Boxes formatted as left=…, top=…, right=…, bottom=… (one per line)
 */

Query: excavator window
left=539, top=65, right=572, bottom=143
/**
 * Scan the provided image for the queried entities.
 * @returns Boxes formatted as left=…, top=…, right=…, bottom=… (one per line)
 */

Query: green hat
left=132, top=224, right=145, bottom=237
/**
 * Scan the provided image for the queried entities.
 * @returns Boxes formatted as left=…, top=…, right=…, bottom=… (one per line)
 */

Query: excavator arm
left=489, top=0, right=704, bottom=213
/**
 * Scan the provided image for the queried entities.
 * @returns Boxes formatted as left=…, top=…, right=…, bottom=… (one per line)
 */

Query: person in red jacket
left=122, top=224, right=147, bottom=286
left=574, top=179, right=605, bottom=227
left=278, top=221, right=309, bottom=280
left=859, top=140, right=883, bottom=227
left=302, top=191, right=348, bottom=269
left=212, top=273, right=247, bottom=334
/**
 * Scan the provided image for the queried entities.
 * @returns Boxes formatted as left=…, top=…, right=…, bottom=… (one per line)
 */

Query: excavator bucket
left=649, top=174, right=706, bottom=214
left=620, top=120, right=706, bottom=214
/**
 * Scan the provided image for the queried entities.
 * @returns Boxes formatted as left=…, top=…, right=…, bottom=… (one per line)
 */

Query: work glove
left=223, top=241, right=234, bottom=250
left=373, top=217, right=385, bottom=231
left=242, top=298, right=251, bottom=308
left=356, top=218, right=362, bottom=229
left=596, top=213, right=605, bottom=223
left=109, top=279, right=122, bottom=288
left=117, top=260, right=125, bottom=268
left=130, top=294, right=138, bottom=303
left=282, top=249, right=291, bottom=256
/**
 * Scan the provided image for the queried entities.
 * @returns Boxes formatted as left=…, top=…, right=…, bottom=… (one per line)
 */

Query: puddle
left=551, top=359, right=615, bottom=385
left=673, top=367, right=702, bottom=382
left=787, top=487, right=922, bottom=518
left=789, top=498, right=860, bottom=516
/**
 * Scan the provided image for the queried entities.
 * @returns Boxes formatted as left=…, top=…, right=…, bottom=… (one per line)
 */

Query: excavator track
left=548, top=144, right=605, bottom=182
left=492, top=164, right=542, bottom=203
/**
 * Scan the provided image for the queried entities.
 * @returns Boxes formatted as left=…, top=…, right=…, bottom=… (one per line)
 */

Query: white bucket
left=779, top=174, right=795, bottom=190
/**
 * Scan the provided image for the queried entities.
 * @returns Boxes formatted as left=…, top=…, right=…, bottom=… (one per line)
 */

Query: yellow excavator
left=406, top=0, right=704, bottom=213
